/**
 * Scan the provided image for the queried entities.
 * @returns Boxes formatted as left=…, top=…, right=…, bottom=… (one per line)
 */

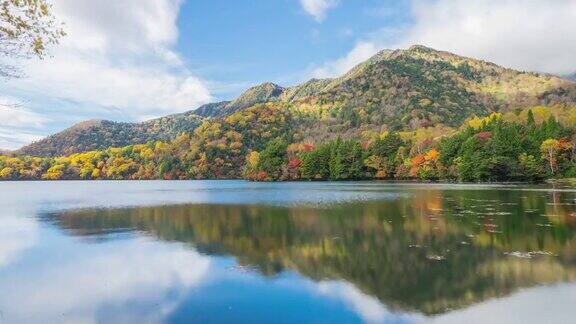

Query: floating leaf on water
left=504, top=251, right=558, bottom=258
left=504, top=252, right=533, bottom=259
left=427, top=254, right=446, bottom=261
left=485, top=212, right=512, bottom=216
left=228, top=264, right=260, bottom=273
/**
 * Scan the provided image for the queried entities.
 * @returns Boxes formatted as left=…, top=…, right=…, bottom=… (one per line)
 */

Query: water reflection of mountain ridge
left=42, top=188, right=576, bottom=315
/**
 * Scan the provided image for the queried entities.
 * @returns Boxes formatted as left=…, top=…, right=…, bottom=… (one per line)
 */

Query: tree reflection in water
left=43, top=186, right=576, bottom=315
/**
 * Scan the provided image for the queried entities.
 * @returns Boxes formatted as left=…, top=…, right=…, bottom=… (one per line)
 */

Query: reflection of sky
left=2, top=181, right=576, bottom=323
left=2, top=181, right=575, bottom=213
left=0, top=211, right=404, bottom=324
left=0, top=214, right=37, bottom=268
left=3, top=180, right=575, bottom=212
left=0, top=181, right=407, bottom=212
left=0, top=227, right=212, bottom=323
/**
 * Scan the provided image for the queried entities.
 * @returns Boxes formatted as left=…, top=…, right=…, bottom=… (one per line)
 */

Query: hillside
left=16, top=45, right=576, bottom=157
left=17, top=83, right=286, bottom=157
left=195, top=82, right=284, bottom=117
left=291, top=45, right=575, bottom=132
left=17, top=113, right=204, bottom=157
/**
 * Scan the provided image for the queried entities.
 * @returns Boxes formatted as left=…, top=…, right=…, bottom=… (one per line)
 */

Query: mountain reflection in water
left=43, top=186, right=576, bottom=316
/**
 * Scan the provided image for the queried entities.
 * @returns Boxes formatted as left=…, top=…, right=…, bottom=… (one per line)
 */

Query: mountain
left=17, top=83, right=287, bottom=157
left=292, top=45, right=575, bottom=129
left=16, top=45, right=576, bottom=157
left=195, top=82, right=284, bottom=117
left=566, top=72, right=576, bottom=82
left=17, top=113, right=204, bottom=157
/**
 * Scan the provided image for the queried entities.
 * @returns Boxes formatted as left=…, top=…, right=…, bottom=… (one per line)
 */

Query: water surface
left=1, top=181, right=576, bottom=323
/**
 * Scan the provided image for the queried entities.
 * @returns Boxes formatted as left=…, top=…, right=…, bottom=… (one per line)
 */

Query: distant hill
left=17, top=45, right=576, bottom=157
left=17, top=114, right=204, bottom=157
left=17, top=83, right=287, bottom=157
left=566, top=72, right=576, bottom=82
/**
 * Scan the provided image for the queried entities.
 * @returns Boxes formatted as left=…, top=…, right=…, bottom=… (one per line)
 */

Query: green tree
left=257, top=138, right=288, bottom=180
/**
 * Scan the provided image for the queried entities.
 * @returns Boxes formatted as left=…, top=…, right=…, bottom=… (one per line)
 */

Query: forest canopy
left=2, top=104, right=576, bottom=182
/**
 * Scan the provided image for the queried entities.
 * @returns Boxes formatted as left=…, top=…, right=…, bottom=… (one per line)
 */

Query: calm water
left=1, top=181, right=576, bottom=324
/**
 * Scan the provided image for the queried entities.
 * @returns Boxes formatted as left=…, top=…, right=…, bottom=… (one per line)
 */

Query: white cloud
left=0, top=102, right=47, bottom=149
left=16, top=54, right=211, bottom=116
left=300, top=0, right=339, bottom=22
left=0, top=129, right=44, bottom=150
left=314, top=0, right=576, bottom=80
left=0, top=0, right=212, bottom=148
left=0, top=99, right=48, bottom=127
left=311, top=41, right=379, bottom=78
left=398, top=0, right=576, bottom=74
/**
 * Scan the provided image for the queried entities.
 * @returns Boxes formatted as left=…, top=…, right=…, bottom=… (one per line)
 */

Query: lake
left=1, top=181, right=576, bottom=323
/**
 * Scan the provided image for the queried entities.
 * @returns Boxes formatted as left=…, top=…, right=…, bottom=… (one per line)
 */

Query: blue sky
left=176, top=0, right=410, bottom=98
left=1, top=0, right=576, bottom=150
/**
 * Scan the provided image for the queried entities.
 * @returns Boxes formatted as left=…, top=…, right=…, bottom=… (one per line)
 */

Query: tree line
left=1, top=105, right=576, bottom=182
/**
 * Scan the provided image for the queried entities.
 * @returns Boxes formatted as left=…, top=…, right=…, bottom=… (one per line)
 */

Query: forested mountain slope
left=16, top=114, right=204, bottom=157
left=15, top=45, right=576, bottom=157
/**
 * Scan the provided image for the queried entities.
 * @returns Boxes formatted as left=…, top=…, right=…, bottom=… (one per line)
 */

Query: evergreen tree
left=257, top=138, right=288, bottom=180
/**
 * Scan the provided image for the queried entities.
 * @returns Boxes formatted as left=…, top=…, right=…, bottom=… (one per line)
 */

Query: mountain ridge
left=16, top=45, right=576, bottom=157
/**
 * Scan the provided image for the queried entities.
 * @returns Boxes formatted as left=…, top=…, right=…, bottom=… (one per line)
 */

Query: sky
left=1, top=0, right=576, bottom=150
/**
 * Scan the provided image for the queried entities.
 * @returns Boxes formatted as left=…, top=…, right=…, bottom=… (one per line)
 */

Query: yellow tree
left=244, top=151, right=260, bottom=177
left=364, top=155, right=387, bottom=179
left=541, top=139, right=563, bottom=175
left=42, top=164, right=65, bottom=180
left=0, top=166, right=13, bottom=179
left=1, top=0, right=65, bottom=80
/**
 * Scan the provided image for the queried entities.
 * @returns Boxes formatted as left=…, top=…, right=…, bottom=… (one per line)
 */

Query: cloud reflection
left=0, top=215, right=37, bottom=269
left=316, top=281, right=424, bottom=323
left=0, top=237, right=211, bottom=323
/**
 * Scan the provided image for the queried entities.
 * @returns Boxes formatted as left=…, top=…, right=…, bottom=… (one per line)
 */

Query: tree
left=328, top=139, right=363, bottom=180
left=541, top=139, right=561, bottom=175
left=243, top=150, right=260, bottom=179
left=0, top=166, right=13, bottom=179
left=364, top=155, right=387, bottom=179
left=527, top=109, right=535, bottom=127
left=518, top=153, right=542, bottom=182
left=300, top=143, right=331, bottom=180
left=1, top=0, right=65, bottom=79
left=257, top=138, right=287, bottom=180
